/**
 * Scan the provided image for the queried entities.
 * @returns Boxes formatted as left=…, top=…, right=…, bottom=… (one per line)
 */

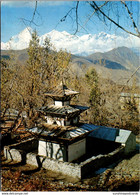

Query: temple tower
left=39, top=83, right=88, bottom=126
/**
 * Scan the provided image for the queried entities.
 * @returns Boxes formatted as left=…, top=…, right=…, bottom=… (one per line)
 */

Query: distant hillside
left=1, top=47, right=140, bottom=85
left=71, top=47, right=140, bottom=85
left=1, top=49, right=28, bottom=63
left=87, top=47, right=139, bottom=70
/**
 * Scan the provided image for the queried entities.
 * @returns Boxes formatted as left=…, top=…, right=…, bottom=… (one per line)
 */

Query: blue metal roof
left=69, top=124, right=100, bottom=138
left=28, top=123, right=132, bottom=144
left=88, top=126, right=132, bottom=144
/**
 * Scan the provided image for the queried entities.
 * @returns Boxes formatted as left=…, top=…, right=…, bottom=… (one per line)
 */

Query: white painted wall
left=55, top=101, right=63, bottom=106
left=46, top=116, right=54, bottom=125
left=46, top=116, right=65, bottom=126
left=38, top=140, right=47, bottom=156
left=46, top=116, right=79, bottom=126
left=55, top=101, right=70, bottom=106
left=68, top=139, right=86, bottom=162
left=38, top=139, right=86, bottom=162
left=38, top=140, right=65, bottom=161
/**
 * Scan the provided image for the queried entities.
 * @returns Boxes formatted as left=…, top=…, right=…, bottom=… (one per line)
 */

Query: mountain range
left=2, top=27, right=140, bottom=56
left=2, top=46, right=140, bottom=85
left=71, top=47, right=140, bottom=84
left=1, top=27, right=140, bottom=85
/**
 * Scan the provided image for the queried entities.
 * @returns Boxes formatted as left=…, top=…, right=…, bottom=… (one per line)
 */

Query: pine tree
left=85, top=67, right=108, bottom=125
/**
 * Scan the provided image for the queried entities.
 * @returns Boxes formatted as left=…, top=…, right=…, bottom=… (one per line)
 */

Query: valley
left=2, top=46, right=140, bottom=85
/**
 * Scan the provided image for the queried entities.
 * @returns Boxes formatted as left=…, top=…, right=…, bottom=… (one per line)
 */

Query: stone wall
left=4, top=138, right=38, bottom=162
left=26, top=145, right=125, bottom=179
left=80, top=146, right=125, bottom=178
left=4, top=139, right=125, bottom=179
left=42, top=157, right=81, bottom=178
left=25, top=152, right=81, bottom=178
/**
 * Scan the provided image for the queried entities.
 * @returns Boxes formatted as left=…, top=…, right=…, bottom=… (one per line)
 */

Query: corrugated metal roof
left=27, top=123, right=97, bottom=140
left=79, top=123, right=99, bottom=131
left=38, top=105, right=79, bottom=118
left=28, top=124, right=75, bottom=138
left=38, top=104, right=88, bottom=118
left=40, top=105, right=79, bottom=113
left=28, top=123, right=132, bottom=144
left=44, top=84, right=79, bottom=98
left=72, top=105, right=89, bottom=112
left=68, top=123, right=100, bottom=138
left=88, top=126, right=132, bottom=144
left=69, top=128, right=88, bottom=137
left=3, top=109, right=27, bottom=118
left=5, top=109, right=19, bottom=116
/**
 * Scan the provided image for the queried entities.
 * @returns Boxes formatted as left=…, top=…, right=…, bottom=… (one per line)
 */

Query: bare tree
left=87, top=1, right=140, bottom=38
left=27, top=1, right=139, bottom=38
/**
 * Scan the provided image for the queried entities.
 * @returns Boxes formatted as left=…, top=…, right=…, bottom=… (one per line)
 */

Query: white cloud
left=1, top=1, right=69, bottom=8
left=1, top=28, right=140, bottom=56
left=38, top=1, right=70, bottom=6
left=44, top=31, right=140, bottom=55
left=1, top=1, right=35, bottom=7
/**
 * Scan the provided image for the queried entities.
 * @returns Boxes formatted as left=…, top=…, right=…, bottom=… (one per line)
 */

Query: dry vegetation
left=1, top=30, right=140, bottom=192
left=1, top=30, right=140, bottom=135
left=1, top=31, right=140, bottom=145
left=1, top=150, right=139, bottom=191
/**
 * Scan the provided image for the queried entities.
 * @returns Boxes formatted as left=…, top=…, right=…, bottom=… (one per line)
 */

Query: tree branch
left=1, top=69, right=20, bottom=118
left=60, top=7, right=75, bottom=22
left=121, top=1, right=140, bottom=37
left=121, top=66, right=140, bottom=92
left=90, top=1, right=140, bottom=38
left=20, top=1, right=43, bottom=27
left=74, top=1, right=79, bottom=34
left=31, top=1, right=38, bottom=24
left=77, top=1, right=109, bottom=33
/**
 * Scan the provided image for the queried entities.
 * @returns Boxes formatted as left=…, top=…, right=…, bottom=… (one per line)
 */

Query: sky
left=1, top=0, right=140, bottom=56
left=2, top=1, right=140, bottom=43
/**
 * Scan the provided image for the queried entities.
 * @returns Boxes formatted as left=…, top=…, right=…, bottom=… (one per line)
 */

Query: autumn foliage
left=1, top=30, right=140, bottom=134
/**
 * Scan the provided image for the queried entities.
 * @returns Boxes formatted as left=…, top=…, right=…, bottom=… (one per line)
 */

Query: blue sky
left=1, top=1, right=140, bottom=43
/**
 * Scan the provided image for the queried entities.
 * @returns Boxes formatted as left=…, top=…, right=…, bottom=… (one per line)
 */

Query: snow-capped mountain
left=2, top=27, right=33, bottom=50
left=2, top=27, right=140, bottom=56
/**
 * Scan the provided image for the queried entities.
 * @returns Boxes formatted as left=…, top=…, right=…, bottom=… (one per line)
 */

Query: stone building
left=4, top=84, right=136, bottom=178
left=29, top=83, right=90, bottom=162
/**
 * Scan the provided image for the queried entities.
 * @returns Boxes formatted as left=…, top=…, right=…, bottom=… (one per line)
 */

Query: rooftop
left=44, top=83, right=79, bottom=99
left=38, top=105, right=89, bottom=118
left=88, top=126, right=132, bottom=144
left=27, top=123, right=133, bottom=145
left=27, top=123, right=99, bottom=143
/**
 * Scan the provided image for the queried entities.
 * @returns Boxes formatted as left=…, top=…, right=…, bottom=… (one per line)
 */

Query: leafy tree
left=85, top=67, right=108, bottom=125
left=120, top=80, right=140, bottom=134
left=85, top=68, right=100, bottom=106
left=1, top=56, right=20, bottom=117
left=1, top=30, right=72, bottom=128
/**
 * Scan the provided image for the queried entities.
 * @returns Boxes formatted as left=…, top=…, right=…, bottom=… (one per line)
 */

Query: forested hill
left=72, top=47, right=139, bottom=70
left=71, top=47, right=140, bottom=84
left=1, top=46, right=140, bottom=84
